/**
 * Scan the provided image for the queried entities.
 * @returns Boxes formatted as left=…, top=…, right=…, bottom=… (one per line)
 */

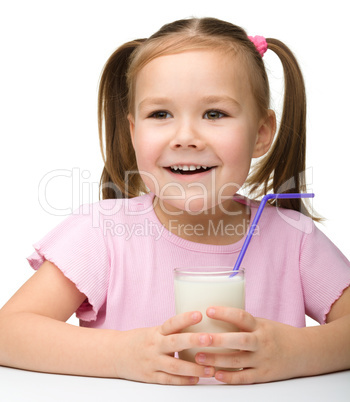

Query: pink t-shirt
left=27, top=193, right=350, bottom=329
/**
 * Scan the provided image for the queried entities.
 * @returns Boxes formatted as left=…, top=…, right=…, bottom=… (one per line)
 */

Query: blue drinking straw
left=230, top=193, right=315, bottom=277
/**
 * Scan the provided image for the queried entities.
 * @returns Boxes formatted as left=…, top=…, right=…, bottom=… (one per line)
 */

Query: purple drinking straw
left=230, top=193, right=315, bottom=277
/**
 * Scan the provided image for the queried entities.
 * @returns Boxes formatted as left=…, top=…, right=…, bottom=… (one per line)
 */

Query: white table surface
left=1, top=366, right=349, bottom=402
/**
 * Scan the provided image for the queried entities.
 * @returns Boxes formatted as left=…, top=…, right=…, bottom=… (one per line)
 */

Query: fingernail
left=199, top=335, right=207, bottom=345
left=197, top=353, right=206, bottom=363
left=207, top=308, right=216, bottom=317
left=189, top=376, right=198, bottom=384
left=216, top=372, right=224, bottom=381
left=204, top=367, right=212, bottom=376
left=192, top=312, right=200, bottom=321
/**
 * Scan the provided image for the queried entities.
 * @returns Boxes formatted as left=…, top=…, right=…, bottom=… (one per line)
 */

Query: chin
left=159, top=197, right=217, bottom=216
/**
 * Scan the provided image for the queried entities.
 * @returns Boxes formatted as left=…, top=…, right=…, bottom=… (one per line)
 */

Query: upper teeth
left=170, top=165, right=209, bottom=171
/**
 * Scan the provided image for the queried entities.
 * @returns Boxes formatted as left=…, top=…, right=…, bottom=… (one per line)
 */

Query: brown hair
left=98, top=17, right=318, bottom=219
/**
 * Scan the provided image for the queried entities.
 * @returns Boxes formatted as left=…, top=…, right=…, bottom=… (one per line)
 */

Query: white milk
left=174, top=270, right=245, bottom=367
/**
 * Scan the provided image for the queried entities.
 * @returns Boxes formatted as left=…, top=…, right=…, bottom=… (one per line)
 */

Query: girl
left=0, top=17, right=349, bottom=385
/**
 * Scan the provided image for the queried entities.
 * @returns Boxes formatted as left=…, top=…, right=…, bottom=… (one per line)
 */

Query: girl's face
left=129, top=50, right=274, bottom=214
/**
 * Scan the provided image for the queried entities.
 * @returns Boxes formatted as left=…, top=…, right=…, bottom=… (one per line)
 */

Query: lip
left=163, top=166, right=216, bottom=181
left=165, top=163, right=212, bottom=167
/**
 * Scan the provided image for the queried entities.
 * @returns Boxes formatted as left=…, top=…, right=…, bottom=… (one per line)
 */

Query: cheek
left=133, top=133, right=163, bottom=193
left=217, top=117, right=258, bottom=154
left=133, top=132, right=158, bottom=169
left=219, top=133, right=256, bottom=167
left=216, top=132, right=256, bottom=193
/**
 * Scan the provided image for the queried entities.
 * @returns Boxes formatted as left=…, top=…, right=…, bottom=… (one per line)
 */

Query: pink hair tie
left=248, top=35, right=268, bottom=57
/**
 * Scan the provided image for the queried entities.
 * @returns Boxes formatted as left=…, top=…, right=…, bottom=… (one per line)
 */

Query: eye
left=149, top=111, right=172, bottom=119
left=204, top=110, right=226, bottom=120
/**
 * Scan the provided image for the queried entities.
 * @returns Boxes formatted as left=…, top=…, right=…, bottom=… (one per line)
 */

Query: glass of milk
left=174, top=267, right=245, bottom=368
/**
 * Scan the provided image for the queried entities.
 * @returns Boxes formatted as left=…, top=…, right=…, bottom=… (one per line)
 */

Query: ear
left=128, top=114, right=136, bottom=148
left=252, top=109, right=276, bottom=158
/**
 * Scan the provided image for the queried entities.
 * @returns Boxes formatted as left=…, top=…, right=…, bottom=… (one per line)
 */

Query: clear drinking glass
left=174, top=267, right=245, bottom=368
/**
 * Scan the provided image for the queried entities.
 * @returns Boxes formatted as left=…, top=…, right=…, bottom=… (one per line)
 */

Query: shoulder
left=261, top=204, right=314, bottom=236
left=236, top=195, right=314, bottom=238
left=246, top=201, right=315, bottom=252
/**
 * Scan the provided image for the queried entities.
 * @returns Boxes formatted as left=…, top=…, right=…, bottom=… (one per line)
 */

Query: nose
left=169, top=121, right=205, bottom=150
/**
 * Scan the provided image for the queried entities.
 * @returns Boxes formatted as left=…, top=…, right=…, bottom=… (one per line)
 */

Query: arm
left=0, top=261, right=214, bottom=384
left=194, top=286, right=350, bottom=384
left=301, top=285, right=350, bottom=374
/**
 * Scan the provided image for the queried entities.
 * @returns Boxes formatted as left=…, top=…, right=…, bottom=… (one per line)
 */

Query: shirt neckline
left=144, top=193, right=259, bottom=254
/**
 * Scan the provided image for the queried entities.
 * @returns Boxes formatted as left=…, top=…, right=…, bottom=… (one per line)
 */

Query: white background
left=0, top=0, right=349, bottom=329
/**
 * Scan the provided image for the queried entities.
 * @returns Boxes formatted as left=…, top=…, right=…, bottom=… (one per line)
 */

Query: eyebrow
left=138, top=97, right=171, bottom=112
left=138, top=95, right=241, bottom=112
left=200, top=95, right=241, bottom=109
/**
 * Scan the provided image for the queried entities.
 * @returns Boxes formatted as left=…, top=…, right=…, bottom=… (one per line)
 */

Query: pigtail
left=247, top=39, right=317, bottom=219
left=98, top=39, right=147, bottom=199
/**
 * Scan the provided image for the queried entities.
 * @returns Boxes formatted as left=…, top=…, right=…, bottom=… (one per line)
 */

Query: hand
left=114, top=311, right=215, bottom=385
left=195, top=307, right=306, bottom=384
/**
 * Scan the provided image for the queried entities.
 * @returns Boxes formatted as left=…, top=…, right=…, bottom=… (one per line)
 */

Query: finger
left=160, top=332, right=213, bottom=354
left=207, top=307, right=257, bottom=332
left=209, top=331, right=258, bottom=351
left=159, top=355, right=215, bottom=379
left=195, top=350, right=252, bottom=369
left=154, top=372, right=200, bottom=386
left=215, top=368, right=256, bottom=385
left=160, top=311, right=202, bottom=336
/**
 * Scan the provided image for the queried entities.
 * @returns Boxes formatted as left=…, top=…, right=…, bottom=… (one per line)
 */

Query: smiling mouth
left=167, top=165, right=215, bottom=175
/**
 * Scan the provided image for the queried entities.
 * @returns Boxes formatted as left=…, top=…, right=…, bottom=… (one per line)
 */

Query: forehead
left=134, top=49, right=252, bottom=105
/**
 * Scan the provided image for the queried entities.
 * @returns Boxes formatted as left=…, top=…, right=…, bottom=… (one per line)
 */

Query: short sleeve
left=300, top=223, right=350, bottom=324
left=27, top=206, right=110, bottom=322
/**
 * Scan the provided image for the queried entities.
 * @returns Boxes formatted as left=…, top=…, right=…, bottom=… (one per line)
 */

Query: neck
left=153, top=196, right=250, bottom=245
